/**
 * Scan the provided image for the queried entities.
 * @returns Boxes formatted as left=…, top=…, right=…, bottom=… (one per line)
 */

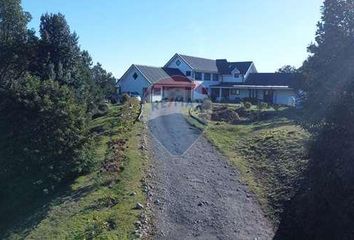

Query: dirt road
left=145, top=103, right=273, bottom=240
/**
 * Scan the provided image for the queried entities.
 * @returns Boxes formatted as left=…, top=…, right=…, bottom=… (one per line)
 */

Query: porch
left=210, top=84, right=293, bottom=104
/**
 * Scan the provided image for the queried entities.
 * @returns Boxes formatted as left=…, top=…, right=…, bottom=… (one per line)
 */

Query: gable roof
left=231, top=62, right=253, bottom=75
left=175, top=54, right=253, bottom=75
left=134, top=65, right=189, bottom=84
left=179, top=54, right=219, bottom=72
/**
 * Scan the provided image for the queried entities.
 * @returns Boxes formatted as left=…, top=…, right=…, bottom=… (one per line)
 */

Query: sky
left=22, top=0, right=323, bottom=78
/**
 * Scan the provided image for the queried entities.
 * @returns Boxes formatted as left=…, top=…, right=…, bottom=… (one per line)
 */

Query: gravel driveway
left=145, top=103, right=274, bottom=240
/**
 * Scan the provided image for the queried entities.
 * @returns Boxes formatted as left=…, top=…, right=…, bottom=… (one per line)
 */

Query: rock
left=134, top=220, right=142, bottom=227
left=135, top=202, right=144, bottom=209
left=154, top=199, right=161, bottom=205
left=134, top=232, right=142, bottom=238
left=130, top=192, right=137, bottom=196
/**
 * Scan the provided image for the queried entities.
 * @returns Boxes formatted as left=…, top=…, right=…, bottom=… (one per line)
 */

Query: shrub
left=0, top=77, right=94, bottom=185
left=244, top=101, right=252, bottom=109
left=273, top=104, right=281, bottom=111
left=92, top=103, right=109, bottom=119
left=258, top=102, right=269, bottom=110
left=201, top=98, right=213, bottom=111
left=121, top=93, right=130, bottom=104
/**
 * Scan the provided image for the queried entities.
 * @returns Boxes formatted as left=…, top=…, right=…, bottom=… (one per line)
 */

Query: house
left=117, top=53, right=298, bottom=105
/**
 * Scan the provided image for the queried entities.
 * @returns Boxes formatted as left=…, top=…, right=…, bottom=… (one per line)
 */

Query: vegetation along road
left=144, top=103, right=274, bottom=239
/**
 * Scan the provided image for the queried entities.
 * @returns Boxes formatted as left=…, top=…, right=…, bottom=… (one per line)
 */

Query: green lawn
left=3, top=102, right=147, bottom=239
left=203, top=108, right=310, bottom=225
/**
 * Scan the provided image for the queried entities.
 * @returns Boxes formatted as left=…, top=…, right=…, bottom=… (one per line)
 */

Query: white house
left=117, top=53, right=298, bottom=105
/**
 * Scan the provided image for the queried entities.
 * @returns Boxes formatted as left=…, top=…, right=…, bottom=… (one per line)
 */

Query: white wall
left=222, top=74, right=244, bottom=83
left=119, top=66, right=151, bottom=98
left=165, top=55, right=193, bottom=78
left=274, top=89, right=296, bottom=106
left=151, top=87, right=162, bottom=102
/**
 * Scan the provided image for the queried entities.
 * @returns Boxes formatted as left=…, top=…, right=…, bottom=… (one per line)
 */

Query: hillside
left=1, top=101, right=147, bottom=239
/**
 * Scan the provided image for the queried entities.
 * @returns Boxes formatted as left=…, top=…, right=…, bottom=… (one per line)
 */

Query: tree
left=35, top=13, right=106, bottom=111
left=276, top=65, right=297, bottom=73
left=36, top=13, right=80, bottom=84
left=0, top=0, right=35, bottom=85
left=92, top=63, right=117, bottom=98
left=276, top=1, right=354, bottom=239
left=0, top=76, right=94, bottom=184
left=300, top=0, right=354, bottom=124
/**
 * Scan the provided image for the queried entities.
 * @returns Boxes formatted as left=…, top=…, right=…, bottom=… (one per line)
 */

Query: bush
left=0, top=77, right=94, bottom=185
left=258, top=102, right=269, bottom=110
left=244, top=101, right=252, bottom=109
left=121, top=93, right=130, bottom=104
left=273, top=104, right=281, bottom=111
left=92, top=103, right=109, bottom=118
left=201, top=98, right=213, bottom=111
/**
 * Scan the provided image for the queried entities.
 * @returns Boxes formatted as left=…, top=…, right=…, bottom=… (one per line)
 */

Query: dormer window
left=133, top=72, right=138, bottom=79
left=176, top=60, right=181, bottom=66
left=186, top=71, right=191, bottom=76
left=234, top=73, right=240, bottom=78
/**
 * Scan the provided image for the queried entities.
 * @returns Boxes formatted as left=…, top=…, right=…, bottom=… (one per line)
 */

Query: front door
left=263, top=90, right=274, bottom=104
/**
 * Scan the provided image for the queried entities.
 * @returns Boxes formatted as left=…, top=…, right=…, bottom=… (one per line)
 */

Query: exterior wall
left=151, top=86, right=162, bottom=102
left=229, top=89, right=248, bottom=101
left=119, top=66, right=151, bottom=98
left=273, top=89, right=296, bottom=106
left=211, top=88, right=249, bottom=101
left=221, top=74, right=244, bottom=83
left=162, top=87, right=191, bottom=101
left=165, top=55, right=193, bottom=79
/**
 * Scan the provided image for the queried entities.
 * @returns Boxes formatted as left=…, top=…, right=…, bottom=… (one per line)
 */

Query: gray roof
left=230, top=62, right=253, bottom=74
left=210, top=73, right=298, bottom=88
left=246, top=73, right=298, bottom=87
left=135, top=65, right=186, bottom=83
left=179, top=54, right=253, bottom=74
left=179, top=54, right=219, bottom=72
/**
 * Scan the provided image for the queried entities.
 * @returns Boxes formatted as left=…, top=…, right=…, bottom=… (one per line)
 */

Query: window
left=212, top=74, right=219, bottom=81
left=234, top=73, right=240, bottom=78
left=231, top=89, right=240, bottom=95
left=202, top=87, right=208, bottom=95
left=133, top=72, right=138, bottom=79
left=154, top=87, right=161, bottom=95
left=204, top=73, right=211, bottom=81
left=186, top=71, right=191, bottom=77
left=176, top=60, right=181, bottom=66
left=194, top=72, right=202, bottom=80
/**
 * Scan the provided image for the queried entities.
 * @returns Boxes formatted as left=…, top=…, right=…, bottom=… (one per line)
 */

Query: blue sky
left=22, top=0, right=323, bottom=78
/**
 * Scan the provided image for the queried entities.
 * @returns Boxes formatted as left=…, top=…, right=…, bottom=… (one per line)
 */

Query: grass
left=203, top=108, right=310, bottom=225
left=3, top=101, right=147, bottom=239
